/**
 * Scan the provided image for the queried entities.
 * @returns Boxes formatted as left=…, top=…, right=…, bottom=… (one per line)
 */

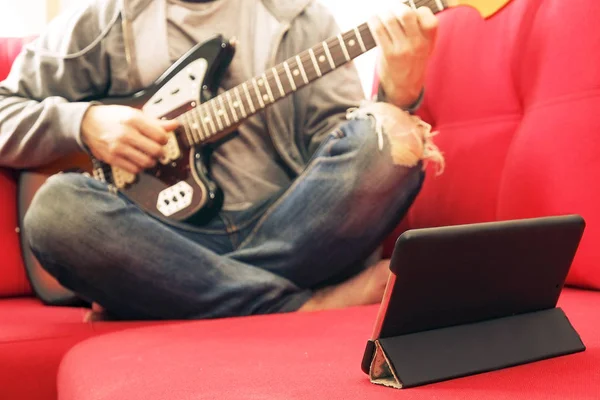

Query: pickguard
left=111, top=59, right=208, bottom=190
left=142, top=58, right=208, bottom=118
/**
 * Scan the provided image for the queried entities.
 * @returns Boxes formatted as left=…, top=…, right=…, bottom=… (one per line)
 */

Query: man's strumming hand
left=81, top=105, right=179, bottom=174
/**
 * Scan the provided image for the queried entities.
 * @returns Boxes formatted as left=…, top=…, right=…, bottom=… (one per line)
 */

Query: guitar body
left=20, top=36, right=234, bottom=225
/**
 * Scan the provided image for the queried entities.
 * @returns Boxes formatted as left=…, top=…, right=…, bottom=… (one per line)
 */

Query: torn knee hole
left=347, top=104, right=445, bottom=174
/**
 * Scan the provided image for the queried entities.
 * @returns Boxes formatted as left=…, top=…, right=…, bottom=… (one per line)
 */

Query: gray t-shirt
left=167, top=0, right=292, bottom=211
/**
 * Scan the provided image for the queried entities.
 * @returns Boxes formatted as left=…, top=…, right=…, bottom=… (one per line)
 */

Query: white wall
left=0, top=0, right=88, bottom=37
left=320, top=0, right=396, bottom=95
left=0, top=0, right=47, bottom=37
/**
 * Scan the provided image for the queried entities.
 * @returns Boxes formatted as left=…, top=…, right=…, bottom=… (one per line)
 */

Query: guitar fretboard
left=175, top=0, right=448, bottom=148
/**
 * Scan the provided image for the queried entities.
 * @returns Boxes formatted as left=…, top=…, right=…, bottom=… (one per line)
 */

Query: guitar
left=19, top=0, right=511, bottom=226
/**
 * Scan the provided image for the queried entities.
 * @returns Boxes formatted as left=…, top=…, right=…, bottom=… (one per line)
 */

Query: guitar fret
left=295, top=55, right=309, bottom=84
left=209, top=100, right=224, bottom=130
left=234, top=86, right=247, bottom=117
left=322, top=41, right=336, bottom=69
left=225, top=91, right=238, bottom=122
left=184, top=113, right=198, bottom=144
left=308, top=48, right=322, bottom=77
left=343, top=30, right=362, bottom=59
left=182, top=113, right=195, bottom=144
left=193, top=107, right=207, bottom=140
left=262, top=73, right=275, bottom=103
left=201, top=105, right=217, bottom=134
left=187, top=111, right=202, bottom=143
left=434, top=0, right=444, bottom=11
left=195, top=106, right=210, bottom=138
left=337, top=34, right=350, bottom=61
left=177, top=115, right=194, bottom=145
left=217, top=95, right=231, bottom=126
left=283, top=61, right=297, bottom=91
left=408, top=0, right=416, bottom=9
left=272, top=67, right=285, bottom=96
left=242, top=82, right=256, bottom=113
left=354, top=27, right=367, bottom=52
left=252, top=78, right=265, bottom=108
left=180, top=114, right=196, bottom=143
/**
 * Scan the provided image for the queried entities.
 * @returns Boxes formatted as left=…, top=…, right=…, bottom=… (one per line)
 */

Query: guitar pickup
left=157, top=181, right=194, bottom=217
left=111, top=167, right=136, bottom=189
left=159, top=131, right=182, bottom=165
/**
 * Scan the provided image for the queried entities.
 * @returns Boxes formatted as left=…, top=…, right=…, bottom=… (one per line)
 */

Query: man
left=0, top=0, right=440, bottom=320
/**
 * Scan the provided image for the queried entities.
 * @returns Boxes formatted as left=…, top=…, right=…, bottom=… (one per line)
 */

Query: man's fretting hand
left=369, top=4, right=438, bottom=109
left=81, top=105, right=179, bottom=174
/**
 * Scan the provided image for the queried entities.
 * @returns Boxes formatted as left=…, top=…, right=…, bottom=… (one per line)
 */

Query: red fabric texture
left=0, top=169, right=30, bottom=297
left=0, top=298, right=171, bottom=400
left=382, top=0, right=600, bottom=290
left=1, top=1, right=600, bottom=398
left=0, top=37, right=29, bottom=81
left=0, top=37, right=33, bottom=297
left=57, top=288, right=600, bottom=400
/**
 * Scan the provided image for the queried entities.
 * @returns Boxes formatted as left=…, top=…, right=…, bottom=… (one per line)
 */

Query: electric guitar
left=19, top=0, right=510, bottom=226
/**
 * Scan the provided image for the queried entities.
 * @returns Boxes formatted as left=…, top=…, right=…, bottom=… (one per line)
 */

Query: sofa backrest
left=382, top=0, right=600, bottom=290
left=0, top=37, right=32, bottom=297
left=1, top=0, right=599, bottom=297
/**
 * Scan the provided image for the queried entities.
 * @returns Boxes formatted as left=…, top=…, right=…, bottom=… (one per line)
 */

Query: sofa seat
left=1, top=0, right=600, bottom=398
left=56, top=288, right=600, bottom=400
left=0, top=298, right=173, bottom=400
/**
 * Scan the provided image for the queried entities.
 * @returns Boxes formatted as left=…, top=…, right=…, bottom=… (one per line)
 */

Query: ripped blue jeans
left=24, top=118, right=424, bottom=320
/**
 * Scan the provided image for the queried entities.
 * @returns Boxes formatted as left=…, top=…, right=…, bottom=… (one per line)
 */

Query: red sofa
left=1, top=0, right=600, bottom=399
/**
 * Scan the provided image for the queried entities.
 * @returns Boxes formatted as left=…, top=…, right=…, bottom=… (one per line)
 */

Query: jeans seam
left=220, top=212, right=240, bottom=248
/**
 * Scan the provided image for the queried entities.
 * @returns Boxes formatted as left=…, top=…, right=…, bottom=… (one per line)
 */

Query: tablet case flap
left=370, top=307, right=585, bottom=388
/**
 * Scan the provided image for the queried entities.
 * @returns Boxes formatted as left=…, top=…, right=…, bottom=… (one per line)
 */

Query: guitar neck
left=176, top=0, right=449, bottom=148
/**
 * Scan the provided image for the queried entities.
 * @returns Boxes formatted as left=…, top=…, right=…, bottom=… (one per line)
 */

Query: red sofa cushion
left=0, top=169, right=29, bottom=297
left=0, top=37, right=34, bottom=297
left=56, top=288, right=600, bottom=400
left=0, top=298, right=90, bottom=400
left=0, top=298, right=172, bottom=400
left=383, top=0, right=600, bottom=290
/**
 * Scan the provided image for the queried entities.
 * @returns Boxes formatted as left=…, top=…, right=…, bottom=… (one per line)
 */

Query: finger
left=119, top=145, right=157, bottom=170
left=123, top=131, right=165, bottom=159
left=368, top=15, right=393, bottom=54
left=378, top=9, right=408, bottom=52
left=417, top=7, right=438, bottom=44
left=159, top=119, right=180, bottom=132
left=392, top=5, right=421, bottom=47
left=111, top=157, right=140, bottom=175
left=126, top=112, right=170, bottom=145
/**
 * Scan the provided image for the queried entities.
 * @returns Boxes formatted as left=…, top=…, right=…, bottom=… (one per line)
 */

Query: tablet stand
left=368, top=307, right=585, bottom=388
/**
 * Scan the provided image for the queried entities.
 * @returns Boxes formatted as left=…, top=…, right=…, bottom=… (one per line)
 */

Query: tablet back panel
left=377, top=214, right=585, bottom=339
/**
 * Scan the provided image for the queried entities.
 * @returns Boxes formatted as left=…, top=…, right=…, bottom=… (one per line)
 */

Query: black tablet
left=361, top=214, right=586, bottom=374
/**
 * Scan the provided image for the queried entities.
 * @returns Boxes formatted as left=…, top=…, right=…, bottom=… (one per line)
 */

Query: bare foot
left=298, top=259, right=392, bottom=312
left=83, top=302, right=109, bottom=322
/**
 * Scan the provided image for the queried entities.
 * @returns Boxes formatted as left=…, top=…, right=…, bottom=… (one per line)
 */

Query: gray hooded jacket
left=0, top=0, right=366, bottom=175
